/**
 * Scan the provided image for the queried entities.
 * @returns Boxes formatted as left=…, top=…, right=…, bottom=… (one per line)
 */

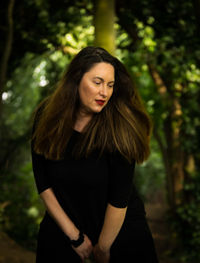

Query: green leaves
left=174, top=175, right=200, bottom=262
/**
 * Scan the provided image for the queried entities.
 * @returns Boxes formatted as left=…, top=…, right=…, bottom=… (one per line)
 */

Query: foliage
left=134, top=138, right=165, bottom=201
left=0, top=145, right=44, bottom=251
left=168, top=173, right=200, bottom=262
left=0, top=1, right=94, bottom=251
left=116, top=2, right=200, bottom=261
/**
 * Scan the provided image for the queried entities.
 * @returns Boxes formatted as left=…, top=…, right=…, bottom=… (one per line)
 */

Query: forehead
left=86, top=62, right=114, bottom=76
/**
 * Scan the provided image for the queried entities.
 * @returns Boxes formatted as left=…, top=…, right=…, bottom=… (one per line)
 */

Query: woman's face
left=78, top=62, right=114, bottom=115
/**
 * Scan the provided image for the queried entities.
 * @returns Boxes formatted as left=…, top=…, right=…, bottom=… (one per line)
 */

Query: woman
left=31, top=46, right=159, bottom=263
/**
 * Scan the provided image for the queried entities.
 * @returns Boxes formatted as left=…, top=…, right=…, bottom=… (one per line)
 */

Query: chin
left=92, top=106, right=105, bottom=113
left=91, top=109, right=103, bottom=114
left=84, top=104, right=106, bottom=114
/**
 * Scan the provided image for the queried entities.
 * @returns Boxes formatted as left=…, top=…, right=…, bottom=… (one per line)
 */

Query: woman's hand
left=93, top=243, right=110, bottom=263
left=72, top=234, right=93, bottom=262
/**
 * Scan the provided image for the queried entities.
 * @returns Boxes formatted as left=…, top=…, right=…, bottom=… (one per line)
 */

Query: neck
left=74, top=110, right=93, bottom=132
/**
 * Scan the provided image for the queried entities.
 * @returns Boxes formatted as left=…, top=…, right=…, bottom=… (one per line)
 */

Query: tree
left=0, top=0, right=15, bottom=113
left=94, top=0, right=116, bottom=54
left=116, top=0, right=200, bottom=260
left=0, top=1, right=95, bottom=250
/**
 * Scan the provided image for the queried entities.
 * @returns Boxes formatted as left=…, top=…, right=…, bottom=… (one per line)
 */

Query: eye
left=94, top=81, right=101, bottom=85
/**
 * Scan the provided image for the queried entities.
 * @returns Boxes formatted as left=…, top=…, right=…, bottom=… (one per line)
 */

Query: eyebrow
left=93, top=76, right=115, bottom=83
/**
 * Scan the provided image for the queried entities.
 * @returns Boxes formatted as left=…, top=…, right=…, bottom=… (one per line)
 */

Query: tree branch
left=147, top=62, right=168, bottom=97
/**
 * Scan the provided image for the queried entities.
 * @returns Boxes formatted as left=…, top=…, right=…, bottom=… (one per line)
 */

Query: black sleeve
left=31, top=144, right=52, bottom=194
left=31, top=108, right=52, bottom=194
left=108, top=151, right=135, bottom=208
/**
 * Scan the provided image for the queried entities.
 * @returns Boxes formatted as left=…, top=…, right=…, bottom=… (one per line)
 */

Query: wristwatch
left=70, top=230, right=84, bottom=248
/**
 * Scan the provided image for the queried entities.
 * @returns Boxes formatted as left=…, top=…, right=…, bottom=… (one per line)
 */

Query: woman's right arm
left=31, top=111, right=92, bottom=261
left=40, top=188, right=80, bottom=241
left=40, top=188, right=93, bottom=261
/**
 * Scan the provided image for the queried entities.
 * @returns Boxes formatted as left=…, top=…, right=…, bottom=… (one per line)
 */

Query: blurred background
left=0, top=0, right=200, bottom=262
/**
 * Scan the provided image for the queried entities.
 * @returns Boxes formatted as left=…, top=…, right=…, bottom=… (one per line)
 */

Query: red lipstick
left=96, top=100, right=105, bottom=106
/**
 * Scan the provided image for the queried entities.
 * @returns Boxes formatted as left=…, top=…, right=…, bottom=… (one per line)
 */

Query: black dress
left=31, top=129, right=159, bottom=263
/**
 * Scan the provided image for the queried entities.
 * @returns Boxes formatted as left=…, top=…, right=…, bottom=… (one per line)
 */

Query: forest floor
left=0, top=191, right=180, bottom=263
left=145, top=204, right=177, bottom=263
left=145, top=190, right=181, bottom=263
left=0, top=232, right=35, bottom=263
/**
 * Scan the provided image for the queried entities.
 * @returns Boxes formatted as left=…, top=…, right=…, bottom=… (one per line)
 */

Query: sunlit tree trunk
left=94, top=0, right=116, bottom=55
left=148, top=64, right=196, bottom=209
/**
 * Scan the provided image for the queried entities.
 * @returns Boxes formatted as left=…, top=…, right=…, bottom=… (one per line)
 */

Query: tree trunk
left=170, top=97, right=185, bottom=206
left=94, top=0, right=116, bottom=55
left=192, top=0, right=200, bottom=33
left=148, top=63, right=186, bottom=209
left=0, top=0, right=15, bottom=114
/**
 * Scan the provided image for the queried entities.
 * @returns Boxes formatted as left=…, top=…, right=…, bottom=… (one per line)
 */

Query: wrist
left=69, top=230, right=84, bottom=248
left=68, top=228, right=80, bottom=241
left=97, top=240, right=110, bottom=252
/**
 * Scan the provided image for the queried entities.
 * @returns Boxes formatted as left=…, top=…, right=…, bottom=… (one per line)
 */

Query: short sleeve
left=108, top=151, right=135, bottom=208
left=31, top=144, right=51, bottom=194
left=31, top=108, right=52, bottom=194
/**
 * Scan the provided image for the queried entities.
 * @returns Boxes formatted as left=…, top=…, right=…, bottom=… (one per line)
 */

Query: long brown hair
left=31, top=46, right=152, bottom=164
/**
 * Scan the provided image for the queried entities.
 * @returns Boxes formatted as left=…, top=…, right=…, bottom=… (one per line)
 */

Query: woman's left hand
left=93, top=244, right=110, bottom=263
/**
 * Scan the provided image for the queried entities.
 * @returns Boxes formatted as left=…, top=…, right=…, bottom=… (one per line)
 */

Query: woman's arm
left=98, top=203, right=127, bottom=250
left=40, top=188, right=93, bottom=261
left=93, top=151, right=135, bottom=262
left=93, top=203, right=127, bottom=263
left=40, top=188, right=80, bottom=239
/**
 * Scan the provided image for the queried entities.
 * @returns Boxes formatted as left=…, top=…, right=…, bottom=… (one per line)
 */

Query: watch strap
left=70, top=230, right=84, bottom=248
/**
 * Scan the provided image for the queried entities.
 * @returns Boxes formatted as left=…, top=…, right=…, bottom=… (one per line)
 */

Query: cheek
left=79, top=83, right=96, bottom=103
left=108, top=89, right=114, bottom=100
left=84, top=86, right=96, bottom=101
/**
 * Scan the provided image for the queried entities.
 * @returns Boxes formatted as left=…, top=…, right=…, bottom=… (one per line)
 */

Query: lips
left=96, top=100, right=105, bottom=106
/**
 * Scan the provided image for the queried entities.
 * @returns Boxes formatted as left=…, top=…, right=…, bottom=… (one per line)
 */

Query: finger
left=86, top=249, right=91, bottom=256
left=83, top=252, right=90, bottom=259
left=80, top=254, right=85, bottom=262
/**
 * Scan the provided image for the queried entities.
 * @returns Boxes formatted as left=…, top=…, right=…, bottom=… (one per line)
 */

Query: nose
left=99, top=84, right=108, bottom=98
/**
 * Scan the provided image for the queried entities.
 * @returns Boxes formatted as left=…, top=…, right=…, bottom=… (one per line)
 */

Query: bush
left=169, top=173, right=200, bottom=262
left=0, top=148, right=44, bottom=251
